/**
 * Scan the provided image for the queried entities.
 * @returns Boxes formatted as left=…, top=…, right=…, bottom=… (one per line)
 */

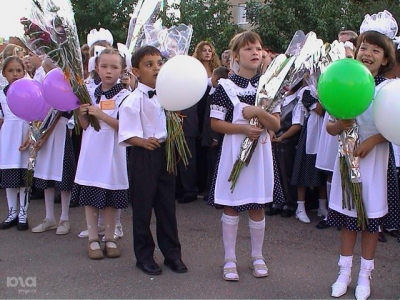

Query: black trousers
left=129, top=144, right=182, bottom=263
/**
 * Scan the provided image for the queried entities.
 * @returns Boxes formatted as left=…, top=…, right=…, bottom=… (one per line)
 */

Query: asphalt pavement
left=0, top=189, right=399, bottom=299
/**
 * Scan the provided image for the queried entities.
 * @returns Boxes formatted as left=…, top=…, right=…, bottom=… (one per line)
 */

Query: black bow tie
left=148, top=90, right=157, bottom=98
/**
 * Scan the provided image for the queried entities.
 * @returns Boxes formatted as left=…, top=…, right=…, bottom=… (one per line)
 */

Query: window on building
left=237, top=3, right=247, bottom=25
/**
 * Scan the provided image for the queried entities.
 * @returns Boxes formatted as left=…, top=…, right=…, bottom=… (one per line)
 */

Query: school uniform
left=207, top=74, right=280, bottom=211
left=118, top=82, right=182, bottom=264
left=291, top=87, right=325, bottom=188
left=0, top=86, right=29, bottom=187
left=71, top=83, right=130, bottom=209
left=273, top=93, right=303, bottom=212
left=315, top=111, right=339, bottom=173
left=327, top=75, right=400, bottom=232
left=34, top=112, right=76, bottom=191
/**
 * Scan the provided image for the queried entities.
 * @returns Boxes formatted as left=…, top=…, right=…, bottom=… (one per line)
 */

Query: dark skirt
left=291, top=117, right=324, bottom=187
left=71, top=183, right=128, bottom=210
left=327, top=209, right=383, bottom=233
left=34, top=128, right=76, bottom=191
left=0, top=168, right=27, bottom=188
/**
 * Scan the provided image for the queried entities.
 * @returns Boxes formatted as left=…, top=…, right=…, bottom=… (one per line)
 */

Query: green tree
left=160, top=0, right=242, bottom=55
left=246, top=0, right=400, bottom=53
left=71, top=0, right=137, bottom=46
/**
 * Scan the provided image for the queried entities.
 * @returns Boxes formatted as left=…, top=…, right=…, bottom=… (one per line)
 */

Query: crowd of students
left=1, top=10, right=400, bottom=299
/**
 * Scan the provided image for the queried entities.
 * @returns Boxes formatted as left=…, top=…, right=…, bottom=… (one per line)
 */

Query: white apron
left=315, top=112, right=339, bottom=172
left=0, top=91, right=30, bottom=169
left=74, top=90, right=130, bottom=190
left=214, top=80, right=276, bottom=206
left=329, top=81, right=391, bottom=218
left=34, top=117, right=68, bottom=181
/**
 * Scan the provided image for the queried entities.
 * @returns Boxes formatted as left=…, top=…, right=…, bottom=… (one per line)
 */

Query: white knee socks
left=60, top=191, right=71, bottom=221
left=18, top=187, right=28, bottom=223
left=221, top=214, right=239, bottom=261
left=249, top=218, right=265, bottom=258
left=5, top=188, right=18, bottom=221
left=44, top=188, right=55, bottom=221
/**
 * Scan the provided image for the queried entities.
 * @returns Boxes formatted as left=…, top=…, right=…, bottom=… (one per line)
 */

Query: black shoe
left=316, top=220, right=330, bottom=230
left=178, top=196, right=197, bottom=204
left=378, top=232, right=387, bottom=243
left=281, top=209, right=294, bottom=218
left=265, top=207, right=281, bottom=216
left=17, top=219, right=29, bottom=231
left=164, top=258, right=188, bottom=273
left=69, top=200, right=80, bottom=208
left=136, top=261, right=162, bottom=275
left=30, top=190, right=44, bottom=200
left=0, top=216, right=18, bottom=229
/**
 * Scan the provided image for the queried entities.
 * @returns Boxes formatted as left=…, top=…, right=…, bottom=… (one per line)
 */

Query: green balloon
left=317, top=59, right=375, bottom=119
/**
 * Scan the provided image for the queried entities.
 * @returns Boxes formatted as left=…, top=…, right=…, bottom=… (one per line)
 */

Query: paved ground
left=0, top=189, right=399, bottom=299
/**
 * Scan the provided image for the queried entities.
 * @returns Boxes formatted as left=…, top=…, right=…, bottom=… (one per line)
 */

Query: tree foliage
left=71, top=0, right=137, bottom=46
left=246, top=0, right=400, bottom=53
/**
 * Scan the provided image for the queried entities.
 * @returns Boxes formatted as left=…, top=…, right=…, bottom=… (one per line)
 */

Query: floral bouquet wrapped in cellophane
left=20, top=0, right=100, bottom=131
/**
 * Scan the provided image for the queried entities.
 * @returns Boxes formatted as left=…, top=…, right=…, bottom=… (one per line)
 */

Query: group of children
left=0, top=9, right=399, bottom=299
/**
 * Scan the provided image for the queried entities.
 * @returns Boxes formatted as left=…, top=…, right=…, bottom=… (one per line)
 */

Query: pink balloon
left=42, top=68, right=80, bottom=111
left=7, top=78, right=48, bottom=122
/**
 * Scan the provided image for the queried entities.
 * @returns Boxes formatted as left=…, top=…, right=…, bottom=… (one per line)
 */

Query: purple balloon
left=7, top=78, right=48, bottom=122
left=42, top=68, right=80, bottom=111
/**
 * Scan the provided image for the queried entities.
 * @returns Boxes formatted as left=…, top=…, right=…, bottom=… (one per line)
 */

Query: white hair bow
left=87, top=28, right=114, bottom=48
left=393, top=36, right=400, bottom=50
left=360, top=10, right=398, bottom=39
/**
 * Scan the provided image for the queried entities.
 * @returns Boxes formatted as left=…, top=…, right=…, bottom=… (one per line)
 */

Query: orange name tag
left=100, top=100, right=116, bottom=110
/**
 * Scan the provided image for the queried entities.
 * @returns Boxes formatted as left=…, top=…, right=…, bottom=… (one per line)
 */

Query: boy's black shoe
left=164, top=258, right=188, bottom=273
left=136, top=261, right=162, bottom=275
left=316, top=220, right=330, bottom=229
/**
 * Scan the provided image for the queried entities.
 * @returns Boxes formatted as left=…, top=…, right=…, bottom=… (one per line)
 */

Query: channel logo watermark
left=6, top=277, right=37, bottom=294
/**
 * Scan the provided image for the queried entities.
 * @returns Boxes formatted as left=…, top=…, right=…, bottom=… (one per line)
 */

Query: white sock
left=44, top=188, right=55, bottom=221
left=249, top=218, right=267, bottom=276
left=18, top=187, right=29, bottom=223
left=221, top=213, right=239, bottom=278
left=358, top=257, right=374, bottom=287
left=335, top=255, right=353, bottom=284
left=116, top=209, right=122, bottom=226
left=297, top=201, right=305, bottom=211
left=318, top=198, right=328, bottom=217
left=60, top=191, right=71, bottom=221
left=5, top=188, right=18, bottom=221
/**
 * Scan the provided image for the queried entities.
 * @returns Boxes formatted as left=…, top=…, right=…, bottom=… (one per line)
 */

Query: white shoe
left=355, top=285, right=371, bottom=300
left=77, top=225, right=105, bottom=238
left=318, top=207, right=329, bottom=218
left=331, top=273, right=351, bottom=298
left=32, top=219, right=58, bottom=233
left=295, top=209, right=310, bottom=223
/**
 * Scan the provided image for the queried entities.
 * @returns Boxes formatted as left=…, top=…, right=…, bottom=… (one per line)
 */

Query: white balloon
left=372, top=79, right=400, bottom=145
left=156, top=55, right=208, bottom=111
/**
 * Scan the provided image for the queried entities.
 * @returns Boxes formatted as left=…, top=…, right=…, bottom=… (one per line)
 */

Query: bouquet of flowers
left=228, top=31, right=307, bottom=191
left=20, top=0, right=100, bottom=131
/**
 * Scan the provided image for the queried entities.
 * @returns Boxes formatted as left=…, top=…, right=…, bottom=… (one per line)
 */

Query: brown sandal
left=88, top=239, right=103, bottom=260
left=104, top=239, right=120, bottom=258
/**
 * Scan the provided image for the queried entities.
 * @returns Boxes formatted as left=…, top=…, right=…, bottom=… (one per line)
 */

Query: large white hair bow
left=87, top=28, right=114, bottom=47
left=360, top=10, right=398, bottom=39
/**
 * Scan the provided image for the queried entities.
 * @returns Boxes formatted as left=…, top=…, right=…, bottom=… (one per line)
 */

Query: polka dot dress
left=71, top=184, right=128, bottom=209
left=0, top=169, right=27, bottom=188
left=291, top=90, right=324, bottom=187
left=327, top=75, right=399, bottom=233
left=35, top=122, right=76, bottom=191
left=207, top=74, right=271, bottom=212
left=272, top=149, right=285, bottom=205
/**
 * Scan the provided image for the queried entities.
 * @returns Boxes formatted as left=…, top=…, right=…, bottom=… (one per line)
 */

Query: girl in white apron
left=207, top=31, right=280, bottom=281
left=0, top=56, right=30, bottom=231
left=326, top=29, right=399, bottom=300
left=71, top=49, right=131, bottom=260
